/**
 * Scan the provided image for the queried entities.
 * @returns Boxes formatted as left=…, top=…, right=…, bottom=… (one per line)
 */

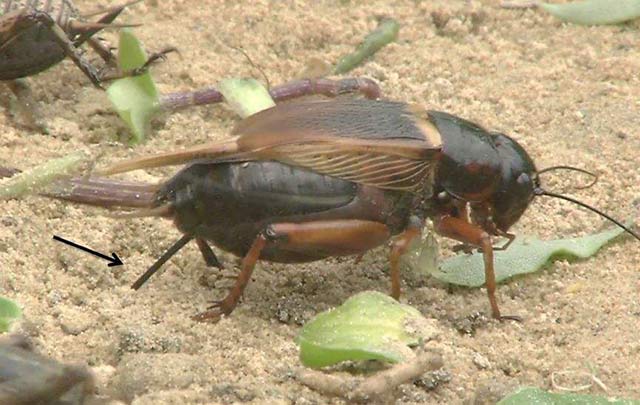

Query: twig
left=551, top=370, right=593, bottom=392
left=296, top=350, right=443, bottom=402
left=501, top=1, right=540, bottom=9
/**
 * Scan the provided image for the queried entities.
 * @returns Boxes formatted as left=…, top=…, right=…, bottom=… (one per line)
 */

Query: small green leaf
left=0, top=296, right=22, bottom=333
left=217, top=78, right=275, bottom=118
left=429, top=226, right=625, bottom=287
left=297, top=291, right=436, bottom=368
left=334, top=18, right=400, bottom=74
left=540, top=0, right=640, bottom=25
left=107, top=29, right=160, bottom=144
left=498, top=387, right=640, bottom=405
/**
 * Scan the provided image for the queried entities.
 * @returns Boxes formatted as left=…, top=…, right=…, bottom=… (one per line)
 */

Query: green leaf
left=0, top=296, right=22, bottom=333
left=498, top=387, right=640, bottom=405
left=429, top=226, right=625, bottom=287
left=217, top=78, right=275, bottom=118
left=106, top=29, right=160, bottom=144
left=297, top=291, right=436, bottom=368
left=540, top=0, right=640, bottom=25
left=334, top=18, right=400, bottom=74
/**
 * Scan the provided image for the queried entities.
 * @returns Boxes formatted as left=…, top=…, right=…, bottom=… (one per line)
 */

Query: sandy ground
left=1, top=0, right=639, bottom=403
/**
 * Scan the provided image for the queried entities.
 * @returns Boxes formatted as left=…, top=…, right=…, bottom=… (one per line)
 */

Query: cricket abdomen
left=158, top=161, right=414, bottom=262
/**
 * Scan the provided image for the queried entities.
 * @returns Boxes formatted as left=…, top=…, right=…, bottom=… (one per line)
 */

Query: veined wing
left=101, top=99, right=442, bottom=192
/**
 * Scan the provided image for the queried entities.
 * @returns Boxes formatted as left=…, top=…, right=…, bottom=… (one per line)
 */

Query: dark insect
left=0, top=0, right=135, bottom=86
left=51, top=78, right=640, bottom=322
left=1, top=0, right=132, bottom=132
left=0, top=0, right=174, bottom=132
left=0, top=334, right=94, bottom=405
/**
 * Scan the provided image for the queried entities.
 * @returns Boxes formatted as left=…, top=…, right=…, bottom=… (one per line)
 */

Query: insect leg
left=196, top=238, right=224, bottom=269
left=86, top=37, right=116, bottom=66
left=389, top=217, right=424, bottom=299
left=15, top=10, right=103, bottom=87
left=192, top=219, right=391, bottom=322
left=191, top=233, right=266, bottom=323
left=433, top=215, right=520, bottom=321
left=159, top=77, right=382, bottom=112
left=97, top=47, right=178, bottom=81
left=493, top=232, right=516, bottom=251
left=72, top=0, right=134, bottom=47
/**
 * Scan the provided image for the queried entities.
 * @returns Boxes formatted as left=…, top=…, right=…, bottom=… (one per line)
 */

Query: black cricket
left=51, top=78, right=640, bottom=322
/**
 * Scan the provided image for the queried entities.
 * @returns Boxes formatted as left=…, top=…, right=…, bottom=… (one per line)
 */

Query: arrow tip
left=108, top=253, right=124, bottom=267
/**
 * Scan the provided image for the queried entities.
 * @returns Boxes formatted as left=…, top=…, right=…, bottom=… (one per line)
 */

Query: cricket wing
left=234, top=99, right=442, bottom=192
left=100, top=99, right=442, bottom=192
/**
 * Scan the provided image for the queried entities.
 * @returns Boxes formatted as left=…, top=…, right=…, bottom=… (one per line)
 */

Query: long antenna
left=537, top=165, right=599, bottom=190
left=534, top=188, right=640, bottom=242
left=227, top=45, right=271, bottom=89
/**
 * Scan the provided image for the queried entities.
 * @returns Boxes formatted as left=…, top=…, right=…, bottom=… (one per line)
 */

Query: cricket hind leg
left=159, top=77, right=382, bottom=112
left=192, top=219, right=391, bottom=322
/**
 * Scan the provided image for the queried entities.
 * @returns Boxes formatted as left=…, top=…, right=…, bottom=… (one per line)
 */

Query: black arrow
left=52, top=235, right=123, bottom=267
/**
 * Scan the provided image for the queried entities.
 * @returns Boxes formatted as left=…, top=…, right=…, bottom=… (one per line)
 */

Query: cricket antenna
left=533, top=188, right=640, bottom=242
left=227, top=45, right=271, bottom=89
left=537, top=165, right=598, bottom=190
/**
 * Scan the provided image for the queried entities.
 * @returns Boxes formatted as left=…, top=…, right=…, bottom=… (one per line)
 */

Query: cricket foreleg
left=433, top=214, right=521, bottom=322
